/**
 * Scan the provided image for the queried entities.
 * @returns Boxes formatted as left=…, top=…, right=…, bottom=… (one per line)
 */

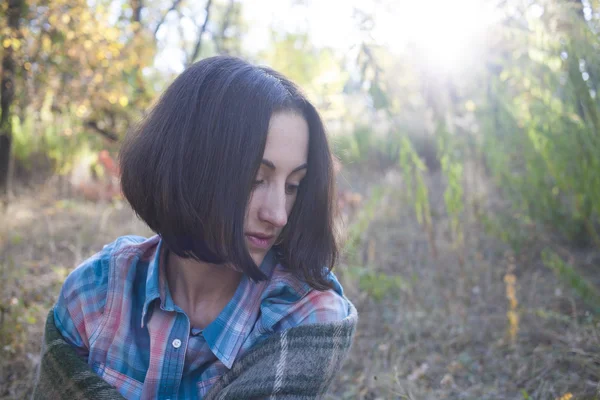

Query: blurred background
left=1, top=0, right=599, bottom=399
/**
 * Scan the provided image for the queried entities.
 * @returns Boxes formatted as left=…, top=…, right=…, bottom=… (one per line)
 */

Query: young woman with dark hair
left=33, top=56, right=357, bottom=400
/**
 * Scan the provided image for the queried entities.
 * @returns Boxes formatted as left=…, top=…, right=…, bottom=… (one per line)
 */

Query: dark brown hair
left=119, top=56, right=337, bottom=290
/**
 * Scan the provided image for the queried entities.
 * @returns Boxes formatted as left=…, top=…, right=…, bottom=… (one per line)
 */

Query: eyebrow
left=261, top=159, right=307, bottom=174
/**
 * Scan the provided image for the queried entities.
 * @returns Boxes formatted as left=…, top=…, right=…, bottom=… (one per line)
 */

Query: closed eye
left=285, top=184, right=299, bottom=195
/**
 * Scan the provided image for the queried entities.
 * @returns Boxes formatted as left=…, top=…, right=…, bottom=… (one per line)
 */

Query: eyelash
left=252, top=180, right=299, bottom=195
left=285, top=184, right=299, bottom=195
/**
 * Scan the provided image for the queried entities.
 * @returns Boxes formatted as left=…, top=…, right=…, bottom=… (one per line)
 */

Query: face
left=244, top=111, right=309, bottom=266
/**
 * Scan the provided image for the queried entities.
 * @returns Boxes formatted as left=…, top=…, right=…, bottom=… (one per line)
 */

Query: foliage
left=0, top=0, right=243, bottom=176
left=0, top=0, right=156, bottom=178
left=342, top=184, right=384, bottom=261
left=482, top=1, right=600, bottom=246
left=345, top=0, right=600, bottom=254
left=257, top=31, right=349, bottom=120
left=399, top=136, right=431, bottom=230
left=339, top=184, right=410, bottom=302
left=11, top=104, right=99, bottom=173
left=542, top=249, right=600, bottom=314
left=436, top=123, right=464, bottom=251
left=333, top=124, right=402, bottom=168
left=353, top=267, right=408, bottom=302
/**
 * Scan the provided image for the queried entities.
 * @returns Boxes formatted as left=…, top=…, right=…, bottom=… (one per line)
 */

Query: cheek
left=285, top=198, right=295, bottom=216
left=245, top=193, right=257, bottom=225
left=285, top=192, right=301, bottom=219
left=245, top=188, right=264, bottom=224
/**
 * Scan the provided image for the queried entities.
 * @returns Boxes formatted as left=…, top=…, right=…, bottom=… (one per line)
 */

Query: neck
left=166, top=251, right=243, bottom=329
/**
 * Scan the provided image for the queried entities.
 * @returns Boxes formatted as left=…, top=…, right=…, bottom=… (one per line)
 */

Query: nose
left=258, top=184, right=288, bottom=228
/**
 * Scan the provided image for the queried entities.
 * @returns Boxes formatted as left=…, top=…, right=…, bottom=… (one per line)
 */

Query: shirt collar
left=140, top=237, right=164, bottom=327
left=141, top=237, right=278, bottom=368
left=202, top=250, right=277, bottom=368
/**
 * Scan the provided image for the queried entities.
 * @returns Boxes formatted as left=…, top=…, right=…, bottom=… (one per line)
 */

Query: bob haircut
left=119, top=56, right=337, bottom=290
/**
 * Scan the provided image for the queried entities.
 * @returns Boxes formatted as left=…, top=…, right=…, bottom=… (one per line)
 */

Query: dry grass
left=0, top=178, right=152, bottom=399
left=1, top=169, right=599, bottom=400
left=329, top=168, right=600, bottom=400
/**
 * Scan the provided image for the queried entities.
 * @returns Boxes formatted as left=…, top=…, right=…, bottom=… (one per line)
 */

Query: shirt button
left=172, top=339, right=182, bottom=349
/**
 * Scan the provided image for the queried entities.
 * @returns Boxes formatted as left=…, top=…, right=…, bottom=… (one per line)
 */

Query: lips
left=245, top=232, right=275, bottom=249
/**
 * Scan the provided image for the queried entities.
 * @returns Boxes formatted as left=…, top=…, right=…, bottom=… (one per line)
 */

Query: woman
left=33, top=56, right=357, bottom=399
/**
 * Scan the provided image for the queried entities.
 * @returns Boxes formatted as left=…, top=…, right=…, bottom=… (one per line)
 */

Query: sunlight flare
left=374, top=0, right=496, bottom=72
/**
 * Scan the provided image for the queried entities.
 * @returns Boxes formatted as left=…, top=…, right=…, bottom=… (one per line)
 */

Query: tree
left=0, top=0, right=23, bottom=201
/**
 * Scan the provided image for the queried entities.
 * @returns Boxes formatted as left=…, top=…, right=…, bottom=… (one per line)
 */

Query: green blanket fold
left=32, top=310, right=126, bottom=400
left=33, top=305, right=357, bottom=399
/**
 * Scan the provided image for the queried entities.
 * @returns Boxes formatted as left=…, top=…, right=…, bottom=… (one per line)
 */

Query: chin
left=250, top=251, right=266, bottom=266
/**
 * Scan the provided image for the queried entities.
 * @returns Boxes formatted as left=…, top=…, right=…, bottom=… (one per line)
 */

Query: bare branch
left=215, top=0, right=235, bottom=54
left=187, top=0, right=213, bottom=67
left=153, top=0, right=184, bottom=37
left=85, top=121, right=119, bottom=142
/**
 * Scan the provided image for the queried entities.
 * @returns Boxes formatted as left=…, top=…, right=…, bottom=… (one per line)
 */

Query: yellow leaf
left=105, top=29, right=119, bottom=41
left=76, top=104, right=88, bottom=117
left=119, top=96, right=129, bottom=107
left=42, top=36, right=52, bottom=51
left=61, top=14, right=71, bottom=24
left=84, top=40, right=93, bottom=50
left=2, top=38, right=10, bottom=48
left=109, top=44, right=120, bottom=57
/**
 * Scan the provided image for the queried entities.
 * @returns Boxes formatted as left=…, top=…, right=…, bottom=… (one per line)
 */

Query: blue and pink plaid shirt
left=54, top=235, right=349, bottom=399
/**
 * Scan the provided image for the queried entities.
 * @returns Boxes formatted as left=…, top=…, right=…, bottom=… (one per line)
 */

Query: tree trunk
left=130, top=0, right=149, bottom=107
left=131, top=0, right=143, bottom=25
left=0, top=0, right=22, bottom=202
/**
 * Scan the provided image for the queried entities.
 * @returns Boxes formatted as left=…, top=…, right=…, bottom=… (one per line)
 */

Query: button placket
left=163, top=312, right=189, bottom=400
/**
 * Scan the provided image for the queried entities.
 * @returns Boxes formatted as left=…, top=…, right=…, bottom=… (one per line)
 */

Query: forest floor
left=1, top=166, right=599, bottom=400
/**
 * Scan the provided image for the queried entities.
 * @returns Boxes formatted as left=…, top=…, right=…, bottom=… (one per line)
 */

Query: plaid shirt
left=54, top=235, right=349, bottom=400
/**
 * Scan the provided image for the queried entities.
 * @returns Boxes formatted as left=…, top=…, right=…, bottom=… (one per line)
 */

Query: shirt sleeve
left=258, top=268, right=350, bottom=334
left=275, top=288, right=349, bottom=330
left=53, top=243, right=113, bottom=359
